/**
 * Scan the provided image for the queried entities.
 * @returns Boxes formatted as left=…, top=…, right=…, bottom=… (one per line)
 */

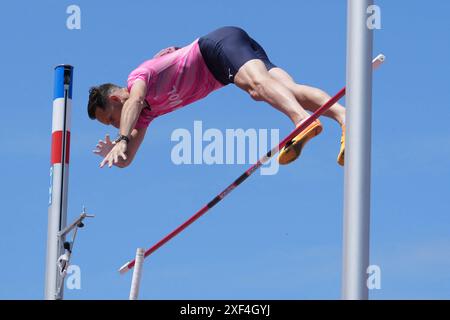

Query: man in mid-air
left=88, top=26, right=346, bottom=168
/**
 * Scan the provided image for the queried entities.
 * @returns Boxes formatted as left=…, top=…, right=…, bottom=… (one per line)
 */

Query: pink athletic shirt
left=127, top=39, right=224, bottom=129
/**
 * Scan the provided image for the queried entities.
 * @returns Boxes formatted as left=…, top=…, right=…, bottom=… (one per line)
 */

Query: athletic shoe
left=337, top=124, right=345, bottom=166
left=277, top=119, right=323, bottom=165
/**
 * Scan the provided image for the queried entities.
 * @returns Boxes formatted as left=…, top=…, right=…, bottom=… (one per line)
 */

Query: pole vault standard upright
left=342, top=0, right=374, bottom=300
left=120, top=55, right=385, bottom=275
left=45, top=65, right=73, bottom=300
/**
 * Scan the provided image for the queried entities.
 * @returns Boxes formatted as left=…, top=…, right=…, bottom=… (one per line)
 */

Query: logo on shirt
left=168, top=85, right=183, bottom=108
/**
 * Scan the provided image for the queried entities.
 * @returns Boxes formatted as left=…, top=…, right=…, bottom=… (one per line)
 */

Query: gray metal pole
left=342, top=0, right=374, bottom=300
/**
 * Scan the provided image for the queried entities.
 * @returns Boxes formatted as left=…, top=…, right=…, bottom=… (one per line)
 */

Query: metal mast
left=342, top=0, right=374, bottom=300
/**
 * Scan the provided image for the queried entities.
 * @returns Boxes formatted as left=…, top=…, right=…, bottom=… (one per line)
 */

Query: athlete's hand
left=153, top=46, right=180, bottom=58
left=93, top=134, right=115, bottom=158
left=100, top=140, right=128, bottom=168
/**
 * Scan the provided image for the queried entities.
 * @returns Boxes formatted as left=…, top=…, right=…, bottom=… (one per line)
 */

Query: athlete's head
left=87, top=83, right=129, bottom=128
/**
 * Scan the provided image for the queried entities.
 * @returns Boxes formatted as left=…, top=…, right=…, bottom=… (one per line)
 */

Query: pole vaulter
left=119, top=54, right=385, bottom=274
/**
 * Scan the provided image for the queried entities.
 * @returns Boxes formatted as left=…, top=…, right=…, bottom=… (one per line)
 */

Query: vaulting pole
left=45, top=65, right=73, bottom=300
left=120, top=55, right=385, bottom=275
left=342, top=0, right=374, bottom=300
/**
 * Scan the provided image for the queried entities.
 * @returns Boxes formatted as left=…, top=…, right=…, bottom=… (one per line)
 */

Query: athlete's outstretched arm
left=118, top=80, right=147, bottom=138
left=100, top=80, right=147, bottom=168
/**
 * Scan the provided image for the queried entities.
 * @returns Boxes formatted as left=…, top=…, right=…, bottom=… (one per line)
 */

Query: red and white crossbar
left=119, top=54, right=385, bottom=275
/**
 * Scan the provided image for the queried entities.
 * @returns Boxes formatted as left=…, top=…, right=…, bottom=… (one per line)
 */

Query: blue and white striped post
left=45, top=65, right=74, bottom=300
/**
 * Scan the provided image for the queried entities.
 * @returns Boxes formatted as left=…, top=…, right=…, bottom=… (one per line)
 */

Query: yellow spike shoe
left=277, top=119, right=323, bottom=165
left=337, top=124, right=345, bottom=166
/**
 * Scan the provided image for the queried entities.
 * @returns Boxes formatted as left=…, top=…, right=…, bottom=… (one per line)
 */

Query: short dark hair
left=87, top=83, right=121, bottom=120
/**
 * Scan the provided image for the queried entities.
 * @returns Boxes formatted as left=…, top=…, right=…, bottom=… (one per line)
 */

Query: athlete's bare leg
left=268, top=67, right=346, bottom=127
left=234, top=59, right=345, bottom=127
left=233, top=59, right=310, bottom=126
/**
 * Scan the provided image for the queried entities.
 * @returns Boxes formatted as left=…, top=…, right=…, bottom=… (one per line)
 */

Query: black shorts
left=198, top=26, right=277, bottom=85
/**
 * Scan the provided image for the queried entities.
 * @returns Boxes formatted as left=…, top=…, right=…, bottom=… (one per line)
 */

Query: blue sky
left=0, top=0, right=449, bottom=299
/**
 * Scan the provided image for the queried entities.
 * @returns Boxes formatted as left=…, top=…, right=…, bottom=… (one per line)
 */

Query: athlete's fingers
left=100, top=151, right=112, bottom=167
left=107, top=154, right=114, bottom=168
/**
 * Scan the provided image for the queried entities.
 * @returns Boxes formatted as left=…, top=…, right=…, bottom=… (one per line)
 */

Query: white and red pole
left=45, top=65, right=73, bottom=300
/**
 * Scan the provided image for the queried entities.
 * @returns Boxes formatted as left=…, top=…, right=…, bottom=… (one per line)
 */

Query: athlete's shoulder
left=127, top=59, right=156, bottom=88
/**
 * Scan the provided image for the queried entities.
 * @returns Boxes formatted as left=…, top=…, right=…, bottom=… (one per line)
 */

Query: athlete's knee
left=248, top=75, right=274, bottom=101
left=235, top=60, right=274, bottom=100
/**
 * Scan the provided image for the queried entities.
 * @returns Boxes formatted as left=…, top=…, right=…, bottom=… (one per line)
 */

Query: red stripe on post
left=51, top=131, right=71, bottom=164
